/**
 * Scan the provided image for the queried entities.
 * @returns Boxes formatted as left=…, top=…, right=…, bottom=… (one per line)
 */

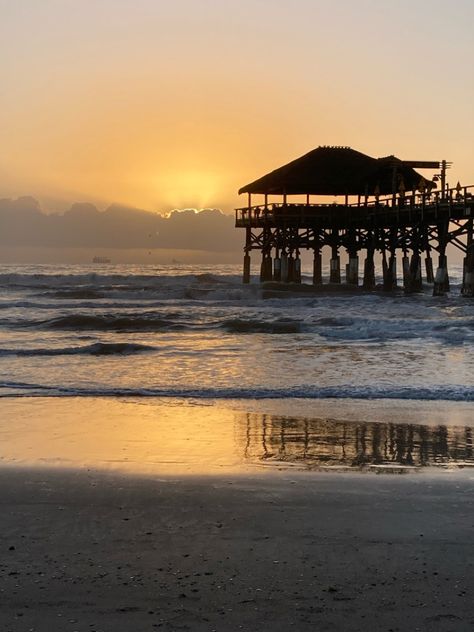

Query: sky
left=1, top=0, right=474, bottom=215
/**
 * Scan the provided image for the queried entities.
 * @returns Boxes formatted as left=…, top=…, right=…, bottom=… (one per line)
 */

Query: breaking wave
left=0, top=342, right=155, bottom=357
left=2, top=381, right=474, bottom=402
left=35, top=314, right=184, bottom=332
left=222, top=318, right=302, bottom=334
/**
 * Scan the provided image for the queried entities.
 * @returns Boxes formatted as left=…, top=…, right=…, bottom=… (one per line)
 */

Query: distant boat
left=92, top=256, right=111, bottom=264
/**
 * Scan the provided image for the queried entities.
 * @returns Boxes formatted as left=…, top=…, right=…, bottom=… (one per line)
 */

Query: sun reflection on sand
left=0, top=398, right=239, bottom=474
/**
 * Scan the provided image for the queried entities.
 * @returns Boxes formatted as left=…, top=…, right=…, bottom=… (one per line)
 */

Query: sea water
left=1, top=262, right=473, bottom=400
left=2, top=261, right=474, bottom=470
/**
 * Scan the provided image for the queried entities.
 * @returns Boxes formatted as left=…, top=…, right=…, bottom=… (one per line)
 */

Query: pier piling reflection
left=241, top=413, right=474, bottom=470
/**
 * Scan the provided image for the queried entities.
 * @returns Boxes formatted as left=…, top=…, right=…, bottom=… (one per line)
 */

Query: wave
left=314, top=317, right=355, bottom=327
left=316, top=317, right=474, bottom=343
left=0, top=272, right=242, bottom=290
left=5, top=310, right=474, bottom=342
left=36, top=313, right=185, bottom=332
left=2, top=382, right=474, bottom=402
left=222, top=318, right=301, bottom=334
left=47, top=289, right=106, bottom=299
left=0, top=342, right=155, bottom=357
left=193, top=273, right=229, bottom=284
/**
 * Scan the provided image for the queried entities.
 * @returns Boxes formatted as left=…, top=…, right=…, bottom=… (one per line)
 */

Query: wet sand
left=2, top=467, right=474, bottom=631
left=2, top=397, right=474, bottom=630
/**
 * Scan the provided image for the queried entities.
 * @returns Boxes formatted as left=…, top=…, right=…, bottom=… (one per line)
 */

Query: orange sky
left=1, top=0, right=473, bottom=214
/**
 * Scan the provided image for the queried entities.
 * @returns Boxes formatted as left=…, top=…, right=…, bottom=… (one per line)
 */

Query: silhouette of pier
left=236, top=146, right=474, bottom=295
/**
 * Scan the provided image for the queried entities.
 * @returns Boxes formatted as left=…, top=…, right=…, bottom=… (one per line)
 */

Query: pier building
left=235, top=146, right=474, bottom=295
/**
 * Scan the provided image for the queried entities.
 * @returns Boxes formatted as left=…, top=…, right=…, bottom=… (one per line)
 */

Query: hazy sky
left=1, top=0, right=473, bottom=213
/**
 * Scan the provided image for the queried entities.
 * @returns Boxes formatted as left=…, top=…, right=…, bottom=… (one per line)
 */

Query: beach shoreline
left=2, top=397, right=474, bottom=629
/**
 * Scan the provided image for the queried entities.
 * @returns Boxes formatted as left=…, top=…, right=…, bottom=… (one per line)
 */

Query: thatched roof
left=239, top=146, right=434, bottom=196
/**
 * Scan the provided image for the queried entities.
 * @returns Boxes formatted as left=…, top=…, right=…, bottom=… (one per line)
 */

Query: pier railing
left=235, top=185, right=474, bottom=229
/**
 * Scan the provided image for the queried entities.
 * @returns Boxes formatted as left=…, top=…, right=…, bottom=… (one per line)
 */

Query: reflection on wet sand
left=241, top=414, right=474, bottom=470
left=2, top=397, right=474, bottom=474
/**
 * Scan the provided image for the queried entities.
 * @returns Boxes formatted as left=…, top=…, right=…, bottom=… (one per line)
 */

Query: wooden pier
left=235, top=146, right=474, bottom=296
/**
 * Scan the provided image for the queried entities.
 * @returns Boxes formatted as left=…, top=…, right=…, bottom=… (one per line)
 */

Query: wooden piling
left=347, top=255, right=359, bottom=285
left=433, top=254, right=449, bottom=296
left=402, top=254, right=410, bottom=288
left=294, top=255, right=302, bottom=284
left=287, top=253, right=295, bottom=282
left=363, top=249, right=375, bottom=290
left=313, top=251, right=322, bottom=285
left=329, top=233, right=341, bottom=283
left=406, top=252, right=423, bottom=293
left=390, top=254, right=398, bottom=288
left=281, top=252, right=289, bottom=282
left=433, top=223, right=450, bottom=296
left=425, top=254, right=434, bottom=284
left=330, top=255, right=341, bottom=283
left=260, top=255, right=266, bottom=283
left=462, top=219, right=474, bottom=296
left=243, top=253, right=251, bottom=284
left=381, top=251, right=389, bottom=289
left=383, top=252, right=397, bottom=291
left=243, top=227, right=251, bottom=283
left=273, top=256, right=281, bottom=282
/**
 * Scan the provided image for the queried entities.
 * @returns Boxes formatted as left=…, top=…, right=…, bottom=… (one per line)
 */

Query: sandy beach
left=1, top=398, right=474, bottom=631
left=1, top=467, right=474, bottom=632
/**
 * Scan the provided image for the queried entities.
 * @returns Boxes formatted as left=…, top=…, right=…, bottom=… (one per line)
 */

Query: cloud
left=0, top=198, right=243, bottom=253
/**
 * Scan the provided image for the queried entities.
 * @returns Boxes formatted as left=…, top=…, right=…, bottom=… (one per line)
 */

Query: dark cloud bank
left=0, top=197, right=243, bottom=256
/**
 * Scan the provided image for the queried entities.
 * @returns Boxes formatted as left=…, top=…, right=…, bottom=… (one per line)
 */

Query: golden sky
left=1, top=0, right=473, bottom=213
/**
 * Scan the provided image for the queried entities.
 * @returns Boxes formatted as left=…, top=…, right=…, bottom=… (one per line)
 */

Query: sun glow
left=1, top=2, right=473, bottom=213
left=156, top=170, right=220, bottom=210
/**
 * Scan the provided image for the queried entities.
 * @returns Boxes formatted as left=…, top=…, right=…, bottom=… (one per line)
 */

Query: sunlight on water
left=1, top=263, right=474, bottom=408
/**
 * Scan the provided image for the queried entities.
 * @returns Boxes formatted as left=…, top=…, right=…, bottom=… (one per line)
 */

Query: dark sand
left=2, top=467, right=474, bottom=632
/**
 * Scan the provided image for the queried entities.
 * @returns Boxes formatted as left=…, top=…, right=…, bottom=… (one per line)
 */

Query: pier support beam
left=388, top=252, right=398, bottom=289
left=294, top=255, right=302, bottom=284
left=346, top=255, right=359, bottom=286
left=243, top=253, right=251, bottom=284
left=433, top=254, right=449, bottom=296
left=273, top=256, right=281, bottom=282
left=425, top=254, right=434, bottom=284
left=434, top=223, right=450, bottom=296
left=287, top=253, right=295, bottom=282
left=363, top=250, right=375, bottom=290
left=330, top=244, right=341, bottom=283
left=462, top=219, right=474, bottom=296
left=260, top=254, right=273, bottom=282
left=313, top=251, right=322, bottom=285
left=405, top=252, right=422, bottom=293
left=243, top=227, right=251, bottom=284
left=330, top=257, right=341, bottom=283
left=462, top=258, right=474, bottom=296
left=383, top=253, right=397, bottom=290
left=281, top=252, right=289, bottom=282
left=402, top=254, right=410, bottom=288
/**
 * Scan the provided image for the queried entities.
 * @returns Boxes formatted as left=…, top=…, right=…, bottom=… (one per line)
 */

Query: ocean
left=1, top=261, right=474, bottom=400
left=2, top=261, right=474, bottom=471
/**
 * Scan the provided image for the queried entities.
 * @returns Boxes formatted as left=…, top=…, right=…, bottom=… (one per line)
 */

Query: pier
left=235, top=146, right=474, bottom=295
